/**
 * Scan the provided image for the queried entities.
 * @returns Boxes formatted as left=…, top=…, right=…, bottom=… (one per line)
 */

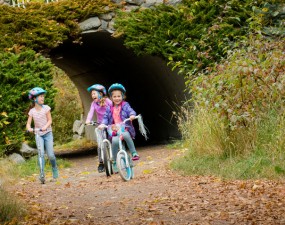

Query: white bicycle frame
left=94, top=126, right=113, bottom=162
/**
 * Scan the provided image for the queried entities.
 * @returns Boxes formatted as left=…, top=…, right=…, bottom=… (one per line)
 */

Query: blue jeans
left=111, top=131, right=137, bottom=160
left=36, top=131, right=57, bottom=169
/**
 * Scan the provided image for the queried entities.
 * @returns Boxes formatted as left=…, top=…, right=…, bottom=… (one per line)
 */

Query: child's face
left=111, top=90, right=123, bottom=105
left=35, top=94, right=45, bottom=104
left=91, top=90, right=100, bottom=102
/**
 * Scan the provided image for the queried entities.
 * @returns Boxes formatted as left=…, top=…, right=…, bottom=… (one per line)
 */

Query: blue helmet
left=28, top=87, right=46, bottom=100
left=108, top=83, right=126, bottom=96
left=87, top=84, right=107, bottom=95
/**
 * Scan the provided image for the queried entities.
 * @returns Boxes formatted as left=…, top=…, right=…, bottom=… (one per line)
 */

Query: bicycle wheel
left=103, top=142, right=112, bottom=177
left=117, top=153, right=132, bottom=181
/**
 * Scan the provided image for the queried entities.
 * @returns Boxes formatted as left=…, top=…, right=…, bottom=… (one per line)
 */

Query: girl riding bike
left=99, top=83, right=140, bottom=173
left=85, top=84, right=112, bottom=173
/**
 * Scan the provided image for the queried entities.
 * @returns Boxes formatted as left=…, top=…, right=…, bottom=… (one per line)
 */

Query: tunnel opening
left=50, top=31, right=187, bottom=145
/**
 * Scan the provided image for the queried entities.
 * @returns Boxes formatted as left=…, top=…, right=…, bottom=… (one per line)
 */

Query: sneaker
left=132, top=153, right=140, bottom=161
left=52, top=167, right=59, bottom=179
left=112, top=163, right=119, bottom=174
left=98, top=162, right=105, bottom=173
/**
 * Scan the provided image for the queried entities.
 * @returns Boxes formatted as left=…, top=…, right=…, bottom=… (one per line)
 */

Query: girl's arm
left=125, top=102, right=136, bottom=120
left=42, top=111, right=52, bottom=131
left=26, top=115, right=33, bottom=132
left=86, top=102, right=95, bottom=124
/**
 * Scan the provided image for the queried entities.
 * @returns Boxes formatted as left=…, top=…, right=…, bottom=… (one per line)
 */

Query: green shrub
left=52, top=68, right=83, bottom=145
left=192, top=37, right=285, bottom=131
left=0, top=48, right=56, bottom=155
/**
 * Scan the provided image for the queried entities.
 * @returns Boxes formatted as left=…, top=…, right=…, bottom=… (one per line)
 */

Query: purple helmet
left=28, top=87, right=47, bottom=100
left=87, top=84, right=107, bottom=95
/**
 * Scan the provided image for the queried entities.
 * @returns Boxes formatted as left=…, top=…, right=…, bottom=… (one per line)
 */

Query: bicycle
left=27, top=128, right=45, bottom=184
left=88, top=121, right=113, bottom=176
left=99, top=114, right=148, bottom=181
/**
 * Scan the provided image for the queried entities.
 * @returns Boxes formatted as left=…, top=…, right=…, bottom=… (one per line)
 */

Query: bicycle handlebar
left=123, top=114, right=141, bottom=124
left=86, top=121, right=100, bottom=126
left=26, top=128, right=42, bottom=134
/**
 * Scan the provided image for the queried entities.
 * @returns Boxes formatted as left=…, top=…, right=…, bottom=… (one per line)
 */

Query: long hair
left=99, top=95, right=109, bottom=107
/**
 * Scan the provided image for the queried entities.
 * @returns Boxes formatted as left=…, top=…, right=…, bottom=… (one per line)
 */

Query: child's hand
left=111, top=124, right=118, bottom=131
left=98, top=124, right=106, bottom=130
left=130, top=115, right=136, bottom=121
left=27, top=128, right=34, bottom=133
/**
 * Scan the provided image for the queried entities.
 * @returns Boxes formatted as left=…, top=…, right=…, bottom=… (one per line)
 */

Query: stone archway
left=50, top=31, right=186, bottom=144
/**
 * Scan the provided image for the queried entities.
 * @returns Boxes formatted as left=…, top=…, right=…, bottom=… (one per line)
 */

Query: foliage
left=52, top=68, right=83, bottom=145
left=192, top=37, right=285, bottom=130
left=115, top=0, right=284, bottom=80
left=0, top=187, right=26, bottom=224
left=0, top=48, right=56, bottom=155
left=0, top=0, right=116, bottom=52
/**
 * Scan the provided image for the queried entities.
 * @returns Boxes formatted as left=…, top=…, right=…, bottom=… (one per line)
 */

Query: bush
left=192, top=37, right=285, bottom=131
left=0, top=48, right=56, bottom=156
left=52, top=68, right=83, bottom=145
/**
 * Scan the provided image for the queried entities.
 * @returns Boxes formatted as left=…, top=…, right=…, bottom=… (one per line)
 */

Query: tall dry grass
left=173, top=104, right=285, bottom=179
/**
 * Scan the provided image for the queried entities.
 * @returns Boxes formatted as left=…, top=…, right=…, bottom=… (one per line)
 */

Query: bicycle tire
left=117, top=153, right=132, bottom=181
left=103, top=142, right=112, bottom=177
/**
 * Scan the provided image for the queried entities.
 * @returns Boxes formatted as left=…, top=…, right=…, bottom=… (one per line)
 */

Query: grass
left=0, top=188, right=26, bottom=224
left=172, top=106, right=285, bottom=180
left=0, top=155, right=71, bottom=224
left=54, top=138, right=96, bottom=152
left=16, top=156, right=71, bottom=178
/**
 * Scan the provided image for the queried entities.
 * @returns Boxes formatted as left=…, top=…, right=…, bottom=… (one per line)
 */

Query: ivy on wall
left=114, top=0, right=285, bottom=81
left=0, top=0, right=116, bottom=52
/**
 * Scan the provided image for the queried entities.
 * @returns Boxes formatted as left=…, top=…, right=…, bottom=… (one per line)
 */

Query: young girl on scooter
left=85, top=84, right=112, bottom=173
left=26, top=87, right=59, bottom=181
left=99, top=83, right=140, bottom=173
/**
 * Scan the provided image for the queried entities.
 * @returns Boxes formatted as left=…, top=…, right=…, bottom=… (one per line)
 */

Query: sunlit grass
left=54, top=138, right=96, bottom=152
left=16, top=156, right=71, bottom=177
left=172, top=106, right=285, bottom=180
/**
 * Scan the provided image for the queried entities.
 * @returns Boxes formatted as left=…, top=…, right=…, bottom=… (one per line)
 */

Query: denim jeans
left=36, top=131, right=57, bottom=169
left=111, top=131, right=137, bottom=160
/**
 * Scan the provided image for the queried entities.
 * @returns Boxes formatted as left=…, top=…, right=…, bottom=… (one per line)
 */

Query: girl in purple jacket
left=99, top=83, right=140, bottom=172
left=85, top=84, right=112, bottom=173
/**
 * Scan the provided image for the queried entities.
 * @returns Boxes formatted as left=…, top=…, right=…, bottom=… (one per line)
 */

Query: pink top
left=86, top=98, right=112, bottom=123
left=28, top=105, right=52, bottom=136
left=112, top=105, right=122, bottom=124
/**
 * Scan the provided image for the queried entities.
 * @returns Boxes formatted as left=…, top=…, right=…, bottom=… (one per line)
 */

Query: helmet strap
left=35, top=96, right=43, bottom=107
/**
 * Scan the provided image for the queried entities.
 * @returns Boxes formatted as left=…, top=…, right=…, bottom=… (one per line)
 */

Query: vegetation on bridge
left=114, top=0, right=285, bottom=179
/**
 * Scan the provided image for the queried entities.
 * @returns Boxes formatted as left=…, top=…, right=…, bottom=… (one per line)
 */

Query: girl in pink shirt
left=26, top=87, right=58, bottom=182
left=85, top=84, right=112, bottom=173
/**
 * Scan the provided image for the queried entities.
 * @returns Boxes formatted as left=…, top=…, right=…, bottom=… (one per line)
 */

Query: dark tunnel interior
left=50, top=31, right=187, bottom=145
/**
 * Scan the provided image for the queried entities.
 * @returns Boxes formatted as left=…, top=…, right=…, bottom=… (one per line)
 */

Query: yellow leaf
left=1, top=112, right=8, bottom=117
left=3, top=121, right=10, bottom=125
left=143, top=169, right=153, bottom=174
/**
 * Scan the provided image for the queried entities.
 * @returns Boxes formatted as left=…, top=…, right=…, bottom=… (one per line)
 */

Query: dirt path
left=10, top=145, right=285, bottom=225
